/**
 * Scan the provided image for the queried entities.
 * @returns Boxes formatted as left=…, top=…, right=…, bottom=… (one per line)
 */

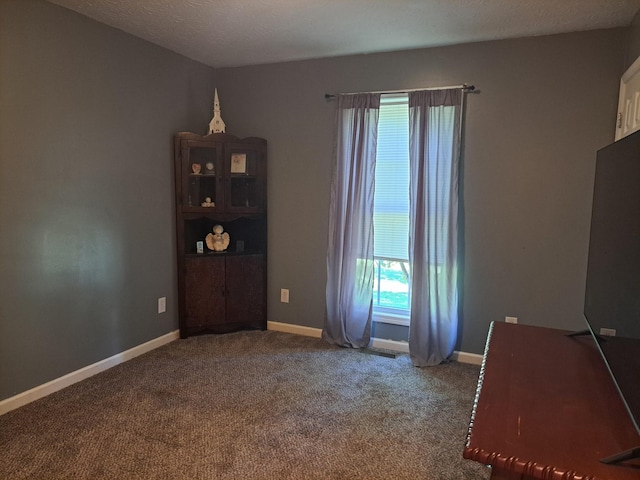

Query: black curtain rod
left=324, top=84, right=475, bottom=100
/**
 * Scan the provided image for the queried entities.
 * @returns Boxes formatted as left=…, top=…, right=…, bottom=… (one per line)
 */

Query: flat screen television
left=583, top=129, right=640, bottom=464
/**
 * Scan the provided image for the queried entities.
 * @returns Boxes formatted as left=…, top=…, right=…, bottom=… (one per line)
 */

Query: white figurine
left=208, top=88, right=226, bottom=134
left=201, top=196, right=215, bottom=207
left=205, top=224, right=230, bottom=252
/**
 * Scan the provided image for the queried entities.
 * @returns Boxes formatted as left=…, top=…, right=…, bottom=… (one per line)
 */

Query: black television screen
left=584, top=130, right=640, bottom=454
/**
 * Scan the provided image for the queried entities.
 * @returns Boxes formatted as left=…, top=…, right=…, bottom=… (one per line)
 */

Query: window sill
left=373, top=310, right=410, bottom=326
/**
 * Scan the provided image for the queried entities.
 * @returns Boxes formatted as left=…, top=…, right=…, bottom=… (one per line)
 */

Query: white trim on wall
left=451, top=351, right=483, bottom=365
left=1, top=322, right=483, bottom=416
left=267, top=321, right=323, bottom=338
left=0, top=330, right=180, bottom=415
left=267, top=321, right=483, bottom=365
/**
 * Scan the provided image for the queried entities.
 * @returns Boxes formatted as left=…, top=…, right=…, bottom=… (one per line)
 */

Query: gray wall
left=215, top=29, right=626, bottom=355
left=0, top=0, right=215, bottom=400
left=626, top=8, right=640, bottom=69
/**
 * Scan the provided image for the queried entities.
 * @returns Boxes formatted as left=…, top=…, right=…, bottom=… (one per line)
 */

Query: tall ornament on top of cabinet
left=173, top=132, right=267, bottom=338
left=208, top=89, right=226, bottom=134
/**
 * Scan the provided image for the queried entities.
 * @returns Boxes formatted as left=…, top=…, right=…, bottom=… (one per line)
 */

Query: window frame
left=372, top=93, right=411, bottom=326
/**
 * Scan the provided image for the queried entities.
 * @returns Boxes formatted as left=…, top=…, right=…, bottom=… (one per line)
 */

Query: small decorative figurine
left=205, top=162, right=215, bottom=174
left=206, top=224, right=230, bottom=252
left=201, top=196, right=215, bottom=207
left=192, top=163, right=202, bottom=174
left=208, top=88, right=226, bottom=134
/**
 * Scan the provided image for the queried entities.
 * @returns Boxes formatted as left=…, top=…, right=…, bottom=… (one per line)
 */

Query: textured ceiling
left=48, top=0, right=640, bottom=68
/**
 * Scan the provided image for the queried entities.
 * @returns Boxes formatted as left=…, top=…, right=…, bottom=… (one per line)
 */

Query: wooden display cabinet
left=173, top=132, right=267, bottom=337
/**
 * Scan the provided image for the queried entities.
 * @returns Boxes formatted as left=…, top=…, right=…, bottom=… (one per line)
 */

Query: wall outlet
left=280, top=288, right=290, bottom=303
left=158, top=297, right=166, bottom=314
left=599, top=327, right=616, bottom=336
left=505, top=316, right=518, bottom=324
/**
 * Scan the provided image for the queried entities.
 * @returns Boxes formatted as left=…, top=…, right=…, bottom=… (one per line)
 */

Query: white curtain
left=323, top=93, right=380, bottom=348
left=408, top=89, right=462, bottom=366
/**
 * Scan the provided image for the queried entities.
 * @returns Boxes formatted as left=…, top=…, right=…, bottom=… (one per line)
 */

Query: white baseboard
left=0, top=330, right=180, bottom=415
left=267, top=321, right=482, bottom=365
left=2, top=323, right=482, bottom=415
left=451, top=351, right=483, bottom=365
left=267, top=321, right=323, bottom=338
left=370, top=337, right=410, bottom=353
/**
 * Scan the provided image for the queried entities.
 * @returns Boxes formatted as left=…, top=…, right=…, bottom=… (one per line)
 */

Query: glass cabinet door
left=181, top=142, right=222, bottom=212
left=225, top=144, right=266, bottom=213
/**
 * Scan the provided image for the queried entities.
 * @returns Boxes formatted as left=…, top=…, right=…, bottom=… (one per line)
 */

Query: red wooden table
left=464, top=321, right=640, bottom=480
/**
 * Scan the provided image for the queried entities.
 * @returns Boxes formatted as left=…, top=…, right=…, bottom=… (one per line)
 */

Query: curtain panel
left=408, top=89, right=462, bottom=366
left=323, top=93, right=381, bottom=348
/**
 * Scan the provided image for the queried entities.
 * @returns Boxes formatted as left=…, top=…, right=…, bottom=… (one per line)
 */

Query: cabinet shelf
left=185, top=250, right=264, bottom=258
left=182, top=207, right=219, bottom=214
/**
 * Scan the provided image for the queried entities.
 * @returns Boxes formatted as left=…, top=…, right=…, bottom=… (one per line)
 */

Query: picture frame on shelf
left=230, top=153, right=247, bottom=173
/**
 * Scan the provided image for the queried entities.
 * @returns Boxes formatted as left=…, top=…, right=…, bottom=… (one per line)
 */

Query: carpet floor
left=0, top=330, right=490, bottom=479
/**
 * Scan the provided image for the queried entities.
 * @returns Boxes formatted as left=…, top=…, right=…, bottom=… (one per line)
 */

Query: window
left=373, top=94, right=410, bottom=325
left=326, top=89, right=462, bottom=360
